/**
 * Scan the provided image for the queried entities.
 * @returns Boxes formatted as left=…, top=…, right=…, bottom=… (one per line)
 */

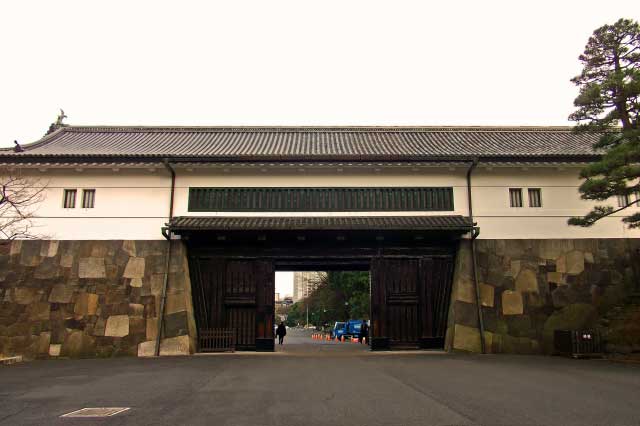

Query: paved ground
left=1, top=329, right=639, bottom=426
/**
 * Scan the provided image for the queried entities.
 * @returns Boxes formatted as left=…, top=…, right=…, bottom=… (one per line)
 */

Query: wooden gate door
left=370, top=256, right=454, bottom=350
left=190, top=257, right=275, bottom=351
left=419, top=256, right=455, bottom=349
left=371, top=258, right=420, bottom=349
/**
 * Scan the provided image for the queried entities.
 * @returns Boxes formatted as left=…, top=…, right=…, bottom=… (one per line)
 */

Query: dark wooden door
left=371, top=258, right=420, bottom=349
left=370, top=256, right=454, bottom=350
left=189, top=257, right=274, bottom=351
left=419, top=256, right=455, bottom=348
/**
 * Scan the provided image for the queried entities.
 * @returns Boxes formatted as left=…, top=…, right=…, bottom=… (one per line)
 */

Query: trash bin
left=553, top=330, right=603, bottom=358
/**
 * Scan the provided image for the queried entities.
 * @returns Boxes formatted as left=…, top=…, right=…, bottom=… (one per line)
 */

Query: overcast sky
left=1, top=0, right=639, bottom=149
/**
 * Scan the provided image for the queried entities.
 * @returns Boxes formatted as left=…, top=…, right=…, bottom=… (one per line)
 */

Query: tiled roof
left=168, top=215, right=473, bottom=232
left=1, top=126, right=601, bottom=162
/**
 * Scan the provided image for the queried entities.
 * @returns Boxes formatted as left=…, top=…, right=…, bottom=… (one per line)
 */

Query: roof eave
left=0, top=154, right=602, bottom=165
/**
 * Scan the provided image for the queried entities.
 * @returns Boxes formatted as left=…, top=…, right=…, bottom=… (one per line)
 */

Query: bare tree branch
left=0, top=168, right=48, bottom=245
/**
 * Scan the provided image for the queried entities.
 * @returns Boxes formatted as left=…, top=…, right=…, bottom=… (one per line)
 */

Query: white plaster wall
left=9, top=165, right=640, bottom=240
left=12, top=168, right=171, bottom=240
left=471, top=167, right=640, bottom=239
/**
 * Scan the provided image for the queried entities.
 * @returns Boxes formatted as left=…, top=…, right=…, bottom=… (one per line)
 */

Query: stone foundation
left=0, top=240, right=196, bottom=360
left=446, top=239, right=640, bottom=354
left=3, top=238, right=639, bottom=358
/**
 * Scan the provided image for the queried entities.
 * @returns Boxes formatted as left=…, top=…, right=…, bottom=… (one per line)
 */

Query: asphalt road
left=1, top=329, right=639, bottom=426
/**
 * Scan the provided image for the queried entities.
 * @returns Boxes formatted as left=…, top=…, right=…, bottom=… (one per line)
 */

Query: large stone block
left=503, top=335, right=538, bottom=354
left=167, top=272, right=186, bottom=294
left=19, top=242, right=41, bottom=267
left=78, top=258, right=106, bottom=279
left=40, top=241, right=59, bottom=257
left=48, top=284, right=75, bottom=304
left=163, top=311, right=189, bottom=338
left=138, top=340, right=155, bottom=357
left=74, top=293, right=99, bottom=316
left=165, top=293, right=186, bottom=315
left=150, top=274, right=164, bottom=295
left=538, top=240, right=573, bottom=260
left=38, top=332, right=51, bottom=354
left=547, top=271, right=566, bottom=285
left=159, top=335, right=190, bottom=356
left=551, top=286, right=572, bottom=308
left=515, top=268, right=539, bottom=293
left=556, top=250, right=585, bottom=275
left=88, top=244, right=106, bottom=258
left=27, top=302, right=50, bottom=321
left=60, top=254, right=74, bottom=268
left=455, top=278, right=475, bottom=304
left=506, top=315, right=534, bottom=338
left=565, top=251, right=585, bottom=275
left=13, top=288, right=39, bottom=305
left=122, top=241, right=136, bottom=257
left=123, top=257, right=145, bottom=279
left=144, top=297, right=158, bottom=320
left=128, top=303, right=145, bottom=318
left=509, top=260, right=521, bottom=278
left=146, top=255, right=166, bottom=275
left=454, top=301, right=479, bottom=328
left=49, top=344, right=61, bottom=356
left=104, top=315, right=129, bottom=337
left=129, top=317, right=146, bottom=335
left=453, top=324, right=481, bottom=352
left=92, top=318, right=106, bottom=336
left=62, top=331, right=96, bottom=357
left=146, top=318, right=158, bottom=340
left=34, top=258, right=61, bottom=280
left=584, top=252, right=594, bottom=264
left=502, top=290, right=524, bottom=315
left=9, top=240, right=22, bottom=256
left=480, top=284, right=494, bottom=307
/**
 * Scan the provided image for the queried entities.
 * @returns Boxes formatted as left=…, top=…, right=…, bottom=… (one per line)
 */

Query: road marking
left=60, top=407, right=130, bottom=418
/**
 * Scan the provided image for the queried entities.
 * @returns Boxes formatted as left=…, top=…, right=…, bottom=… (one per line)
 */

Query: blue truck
left=331, top=319, right=366, bottom=340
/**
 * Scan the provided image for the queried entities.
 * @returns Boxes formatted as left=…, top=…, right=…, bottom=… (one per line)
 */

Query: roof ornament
left=55, top=109, right=67, bottom=126
left=13, top=140, right=24, bottom=153
left=45, top=109, right=68, bottom=135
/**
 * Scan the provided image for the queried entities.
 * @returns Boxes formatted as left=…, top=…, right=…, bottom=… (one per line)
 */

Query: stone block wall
left=446, top=239, right=640, bottom=354
left=0, top=240, right=196, bottom=360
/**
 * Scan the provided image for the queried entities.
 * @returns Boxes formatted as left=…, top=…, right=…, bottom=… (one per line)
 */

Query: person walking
left=276, top=322, right=287, bottom=345
left=359, top=320, right=369, bottom=344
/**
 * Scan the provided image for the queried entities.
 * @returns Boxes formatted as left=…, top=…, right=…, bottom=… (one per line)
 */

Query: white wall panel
left=9, top=166, right=640, bottom=240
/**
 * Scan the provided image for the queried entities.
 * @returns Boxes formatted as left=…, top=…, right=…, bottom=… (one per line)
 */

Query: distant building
left=293, top=271, right=327, bottom=302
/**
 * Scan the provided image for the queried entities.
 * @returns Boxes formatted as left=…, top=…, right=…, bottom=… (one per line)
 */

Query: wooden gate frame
left=185, top=230, right=459, bottom=352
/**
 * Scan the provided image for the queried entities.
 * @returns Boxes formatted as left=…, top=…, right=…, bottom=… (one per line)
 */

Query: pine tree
left=568, top=18, right=640, bottom=228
